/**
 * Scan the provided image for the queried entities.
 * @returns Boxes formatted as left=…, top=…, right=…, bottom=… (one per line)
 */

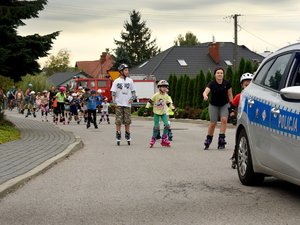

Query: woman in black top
left=203, top=67, right=233, bottom=149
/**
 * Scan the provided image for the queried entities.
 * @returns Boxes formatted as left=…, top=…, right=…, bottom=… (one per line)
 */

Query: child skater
left=99, top=97, right=110, bottom=124
left=40, top=90, right=49, bottom=122
left=229, top=72, right=254, bottom=169
left=145, top=80, right=172, bottom=148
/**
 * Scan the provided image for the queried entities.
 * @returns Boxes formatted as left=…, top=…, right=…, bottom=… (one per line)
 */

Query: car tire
left=236, top=129, right=264, bottom=186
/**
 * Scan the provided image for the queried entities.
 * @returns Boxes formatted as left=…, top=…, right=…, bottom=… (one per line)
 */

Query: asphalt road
left=1, top=115, right=300, bottom=225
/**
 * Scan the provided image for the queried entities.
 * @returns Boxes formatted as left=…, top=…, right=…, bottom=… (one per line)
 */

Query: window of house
left=177, top=59, right=187, bottom=66
left=224, top=60, right=233, bottom=66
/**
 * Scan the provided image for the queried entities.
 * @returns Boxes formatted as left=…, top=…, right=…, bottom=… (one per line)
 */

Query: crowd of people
left=2, top=83, right=110, bottom=128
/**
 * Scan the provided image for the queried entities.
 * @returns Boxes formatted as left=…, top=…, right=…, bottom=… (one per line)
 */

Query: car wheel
left=236, top=129, right=264, bottom=186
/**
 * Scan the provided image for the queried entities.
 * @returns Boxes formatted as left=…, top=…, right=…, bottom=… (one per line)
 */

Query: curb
left=0, top=138, right=84, bottom=199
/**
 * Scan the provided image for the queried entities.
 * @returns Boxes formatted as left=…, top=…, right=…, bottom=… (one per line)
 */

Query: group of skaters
left=6, top=83, right=111, bottom=128
left=114, top=64, right=253, bottom=155
left=3, top=64, right=253, bottom=169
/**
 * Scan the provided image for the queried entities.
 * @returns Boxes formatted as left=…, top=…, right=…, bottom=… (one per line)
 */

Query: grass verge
left=0, top=113, right=20, bottom=144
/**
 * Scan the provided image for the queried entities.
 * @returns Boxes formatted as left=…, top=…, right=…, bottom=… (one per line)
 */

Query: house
left=48, top=71, right=90, bottom=89
left=75, top=50, right=114, bottom=78
left=129, top=42, right=265, bottom=81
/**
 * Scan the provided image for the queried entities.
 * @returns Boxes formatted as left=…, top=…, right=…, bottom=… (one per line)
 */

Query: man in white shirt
left=110, top=63, right=136, bottom=145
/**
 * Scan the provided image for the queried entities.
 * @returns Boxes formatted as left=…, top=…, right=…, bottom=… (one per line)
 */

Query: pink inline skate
left=161, top=135, right=171, bottom=147
left=149, top=137, right=156, bottom=148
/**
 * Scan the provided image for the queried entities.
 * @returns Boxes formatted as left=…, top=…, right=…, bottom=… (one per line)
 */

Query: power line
left=238, top=25, right=280, bottom=49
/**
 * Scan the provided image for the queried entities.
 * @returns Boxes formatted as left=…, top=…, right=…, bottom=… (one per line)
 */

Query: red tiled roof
left=75, top=53, right=114, bottom=78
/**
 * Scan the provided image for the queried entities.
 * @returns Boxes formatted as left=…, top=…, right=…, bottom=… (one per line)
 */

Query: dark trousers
left=87, top=109, right=97, bottom=125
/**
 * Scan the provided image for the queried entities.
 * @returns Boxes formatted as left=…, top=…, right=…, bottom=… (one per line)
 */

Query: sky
left=17, top=0, right=300, bottom=67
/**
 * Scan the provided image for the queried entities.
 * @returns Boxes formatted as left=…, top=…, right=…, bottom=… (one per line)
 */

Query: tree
left=174, top=32, right=200, bottom=46
left=0, top=0, right=59, bottom=81
left=44, top=49, right=71, bottom=76
left=114, top=10, right=160, bottom=68
left=112, top=46, right=131, bottom=70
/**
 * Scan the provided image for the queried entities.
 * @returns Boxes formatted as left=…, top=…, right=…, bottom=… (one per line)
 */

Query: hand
left=229, top=115, right=237, bottom=125
left=143, top=109, right=148, bottom=116
left=203, top=95, right=208, bottom=101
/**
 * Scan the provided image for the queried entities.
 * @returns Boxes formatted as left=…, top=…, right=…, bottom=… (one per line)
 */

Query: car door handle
left=248, top=99, right=254, bottom=108
left=271, top=107, right=280, bottom=116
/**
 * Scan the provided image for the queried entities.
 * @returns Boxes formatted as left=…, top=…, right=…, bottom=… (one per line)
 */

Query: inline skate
left=116, top=131, right=121, bottom=146
left=161, top=134, right=171, bottom=147
left=218, top=134, right=227, bottom=149
left=149, top=137, right=156, bottom=148
left=125, top=131, right=131, bottom=145
left=204, top=135, right=213, bottom=150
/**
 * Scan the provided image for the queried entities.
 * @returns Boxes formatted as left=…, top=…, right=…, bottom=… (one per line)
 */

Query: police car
left=235, top=43, right=300, bottom=186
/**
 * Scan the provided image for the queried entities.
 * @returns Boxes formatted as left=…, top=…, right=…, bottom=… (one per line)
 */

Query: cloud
left=17, top=0, right=300, bottom=66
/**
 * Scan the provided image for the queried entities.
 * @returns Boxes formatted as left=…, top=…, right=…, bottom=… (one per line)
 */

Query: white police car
left=235, top=43, right=300, bottom=186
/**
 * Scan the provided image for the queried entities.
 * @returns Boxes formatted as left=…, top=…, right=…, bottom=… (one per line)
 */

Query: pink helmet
left=59, top=86, right=66, bottom=92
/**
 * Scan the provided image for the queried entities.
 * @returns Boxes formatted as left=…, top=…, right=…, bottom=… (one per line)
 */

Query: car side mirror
left=280, top=86, right=300, bottom=101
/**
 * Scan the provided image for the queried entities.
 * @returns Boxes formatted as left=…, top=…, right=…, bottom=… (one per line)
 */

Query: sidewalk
left=0, top=110, right=83, bottom=197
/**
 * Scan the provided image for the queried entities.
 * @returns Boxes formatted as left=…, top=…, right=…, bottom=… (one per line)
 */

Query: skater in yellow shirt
left=145, top=80, right=171, bottom=148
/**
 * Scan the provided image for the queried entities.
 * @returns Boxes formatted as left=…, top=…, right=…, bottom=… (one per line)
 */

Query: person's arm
left=203, top=87, right=210, bottom=101
left=227, top=88, right=233, bottom=102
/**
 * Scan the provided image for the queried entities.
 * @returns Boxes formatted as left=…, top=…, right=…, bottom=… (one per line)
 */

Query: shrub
left=200, top=107, right=210, bottom=121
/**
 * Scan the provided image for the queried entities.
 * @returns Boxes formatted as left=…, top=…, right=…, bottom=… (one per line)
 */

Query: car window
left=262, top=53, right=292, bottom=90
left=254, top=59, right=274, bottom=84
left=290, top=58, right=300, bottom=86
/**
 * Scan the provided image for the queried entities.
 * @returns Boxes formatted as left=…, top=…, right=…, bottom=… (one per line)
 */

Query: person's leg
left=204, top=104, right=218, bottom=149
left=218, top=104, right=229, bottom=149
left=124, top=107, right=132, bottom=140
left=115, top=106, right=122, bottom=140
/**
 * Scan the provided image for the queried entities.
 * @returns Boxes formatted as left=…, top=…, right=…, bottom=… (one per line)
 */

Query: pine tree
left=174, top=75, right=183, bottom=106
left=198, top=71, right=206, bottom=108
left=0, top=0, right=60, bottom=81
left=225, top=66, right=234, bottom=82
left=202, top=71, right=212, bottom=109
left=186, top=78, right=194, bottom=107
left=114, top=10, right=160, bottom=68
left=192, top=74, right=200, bottom=108
left=179, top=75, right=189, bottom=108
left=169, top=74, right=177, bottom=101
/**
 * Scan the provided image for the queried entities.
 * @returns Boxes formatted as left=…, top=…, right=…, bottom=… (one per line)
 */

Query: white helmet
left=30, top=91, right=35, bottom=95
left=240, top=73, right=254, bottom=83
left=157, top=80, right=169, bottom=87
left=97, top=89, right=102, bottom=93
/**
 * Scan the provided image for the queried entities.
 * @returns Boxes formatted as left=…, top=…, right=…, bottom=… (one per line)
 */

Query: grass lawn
left=0, top=115, right=20, bottom=144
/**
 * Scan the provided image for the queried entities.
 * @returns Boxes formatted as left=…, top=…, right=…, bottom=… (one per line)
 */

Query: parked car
left=235, top=43, right=300, bottom=186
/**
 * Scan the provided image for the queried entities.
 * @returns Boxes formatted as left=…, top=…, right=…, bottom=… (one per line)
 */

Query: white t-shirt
left=110, top=77, right=136, bottom=107
left=101, top=102, right=110, bottom=112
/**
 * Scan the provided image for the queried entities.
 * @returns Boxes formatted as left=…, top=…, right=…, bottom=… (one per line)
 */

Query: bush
left=200, top=107, right=210, bottom=121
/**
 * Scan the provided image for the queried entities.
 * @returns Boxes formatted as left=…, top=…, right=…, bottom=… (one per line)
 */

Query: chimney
left=208, top=42, right=220, bottom=64
left=100, top=52, right=107, bottom=64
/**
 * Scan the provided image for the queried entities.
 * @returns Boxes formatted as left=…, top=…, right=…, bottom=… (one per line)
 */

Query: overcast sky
left=18, top=0, right=300, bottom=67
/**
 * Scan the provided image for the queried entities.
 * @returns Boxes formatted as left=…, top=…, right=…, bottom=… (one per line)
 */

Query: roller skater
left=204, top=135, right=213, bottom=150
left=145, top=80, right=172, bottom=148
left=86, top=90, right=100, bottom=129
left=110, top=63, right=136, bottom=146
left=202, top=67, right=233, bottom=150
left=217, top=133, right=226, bottom=149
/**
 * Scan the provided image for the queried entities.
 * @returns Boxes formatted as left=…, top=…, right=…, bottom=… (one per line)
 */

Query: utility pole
left=233, top=14, right=241, bottom=71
